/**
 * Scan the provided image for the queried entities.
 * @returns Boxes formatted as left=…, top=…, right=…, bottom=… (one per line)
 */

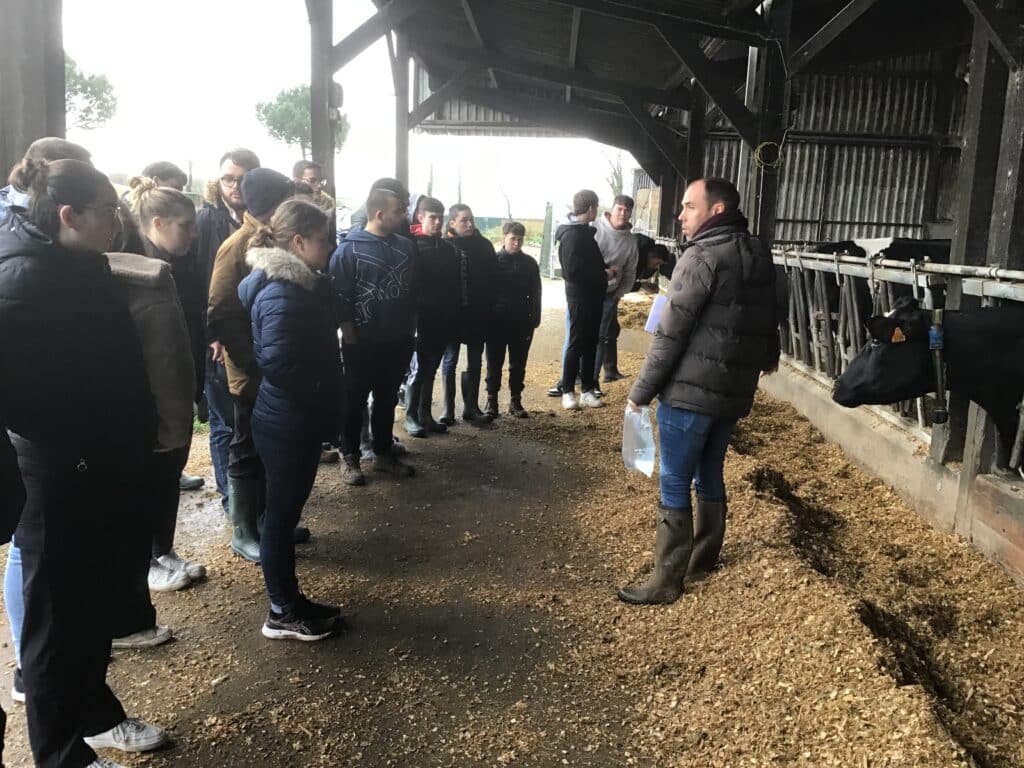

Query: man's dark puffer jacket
left=629, top=213, right=780, bottom=420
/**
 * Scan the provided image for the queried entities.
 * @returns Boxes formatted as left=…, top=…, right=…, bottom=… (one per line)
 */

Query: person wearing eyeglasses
left=292, top=160, right=336, bottom=218
left=196, top=149, right=260, bottom=517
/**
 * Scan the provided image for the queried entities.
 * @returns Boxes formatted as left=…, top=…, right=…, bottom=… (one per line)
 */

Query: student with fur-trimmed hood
left=239, top=200, right=344, bottom=642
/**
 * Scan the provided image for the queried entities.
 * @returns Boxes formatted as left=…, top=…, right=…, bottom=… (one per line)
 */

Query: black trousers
left=342, top=339, right=414, bottom=457
left=13, top=441, right=135, bottom=768
left=562, top=298, right=603, bottom=393
left=150, top=445, right=190, bottom=558
left=486, top=325, right=534, bottom=397
left=414, top=316, right=453, bottom=388
left=229, top=396, right=264, bottom=481
left=252, top=422, right=321, bottom=611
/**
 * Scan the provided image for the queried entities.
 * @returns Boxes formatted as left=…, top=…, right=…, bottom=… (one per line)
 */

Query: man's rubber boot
left=484, top=394, right=500, bottom=420
left=685, top=499, right=726, bottom=584
left=419, top=375, right=447, bottom=433
left=617, top=505, right=694, bottom=605
left=461, top=371, right=492, bottom=424
left=602, top=342, right=626, bottom=382
left=228, top=476, right=261, bottom=563
left=440, top=371, right=457, bottom=426
left=509, top=396, right=529, bottom=419
left=404, top=379, right=428, bottom=438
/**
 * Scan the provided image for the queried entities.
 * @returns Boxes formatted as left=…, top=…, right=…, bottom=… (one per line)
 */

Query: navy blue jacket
left=556, top=222, right=607, bottom=304
left=329, top=228, right=416, bottom=344
left=239, top=247, right=343, bottom=439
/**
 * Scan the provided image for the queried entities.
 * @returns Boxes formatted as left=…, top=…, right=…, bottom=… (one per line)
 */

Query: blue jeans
left=656, top=403, right=736, bottom=510
left=441, top=340, right=484, bottom=378
left=594, top=296, right=619, bottom=379
left=4, top=539, right=23, bottom=665
left=205, top=360, right=235, bottom=509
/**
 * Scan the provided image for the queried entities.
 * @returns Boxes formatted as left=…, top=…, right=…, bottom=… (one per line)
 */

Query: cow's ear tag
left=891, top=327, right=906, bottom=343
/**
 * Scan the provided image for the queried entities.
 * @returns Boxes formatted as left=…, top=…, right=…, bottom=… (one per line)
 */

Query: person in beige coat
left=206, top=168, right=295, bottom=562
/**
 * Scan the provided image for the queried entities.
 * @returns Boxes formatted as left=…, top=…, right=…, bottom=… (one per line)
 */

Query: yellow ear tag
left=891, top=327, right=906, bottom=343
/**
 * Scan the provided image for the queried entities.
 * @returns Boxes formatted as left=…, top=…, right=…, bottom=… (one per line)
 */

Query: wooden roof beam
left=789, top=0, right=884, bottom=76
left=962, top=0, right=1024, bottom=70
left=659, top=22, right=759, bottom=147
left=623, top=99, right=688, bottom=177
left=409, top=66, right=478, bottom=128
left=460, top=0, right=500, bottom=87
left=331, top=0, right=420, bottom=72
left=427, top=45, right=692, bottom=109
left=566, top=7, right=582, bottom=103
left=542, top=0, right=768, bottom=46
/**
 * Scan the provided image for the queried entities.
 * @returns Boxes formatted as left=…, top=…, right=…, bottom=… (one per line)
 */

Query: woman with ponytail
left=0, top=159, right=167, bottom=766
left=126, top=176, right=208, bottom=592
left=238, top=200, right=344, bottom=642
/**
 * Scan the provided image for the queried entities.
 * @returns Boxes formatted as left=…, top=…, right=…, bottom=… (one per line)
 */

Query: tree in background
left=65, top=56, right=117, bottom=131
left=605, top=150, right=624, bottom=199
left=256, top=85, right=349, bottom=160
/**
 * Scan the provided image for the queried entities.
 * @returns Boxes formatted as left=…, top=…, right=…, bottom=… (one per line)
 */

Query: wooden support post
left=686, top=84, right=707, bottom=184
left=947, top=23, right=1009, bottom=308
left=658, top=166, right=681, bottom=239
left=736, top=47, right=760, bottom=205
left=751, top=0, right=792, bottom=248
left=394, top=31, right=410, bottom=189
left=307, top=0, right=334, bottom=194
left=987, top=67, right=1024, bottom=269
left=0, top=0, right=64, bottom=177
left=566, top=8, right=582, bottom=103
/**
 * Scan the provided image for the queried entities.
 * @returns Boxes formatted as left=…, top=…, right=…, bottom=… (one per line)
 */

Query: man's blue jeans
left=4, top=538, right=23, bottom=665
left=656, top=403, right=736, bottom=510
left=205, top=360, right=235, bottom=510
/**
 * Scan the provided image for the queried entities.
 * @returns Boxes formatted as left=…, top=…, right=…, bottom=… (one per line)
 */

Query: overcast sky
left=62, top=0, right=641, bottom=220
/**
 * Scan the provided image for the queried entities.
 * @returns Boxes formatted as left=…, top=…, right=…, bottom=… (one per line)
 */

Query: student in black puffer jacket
left=239, top=200, right=344, bottom=643
left=0, top=159, right=167, bottom=766
left=620, top=178, right=779, bottom=608
left=485, top=222, right=542, bottom=419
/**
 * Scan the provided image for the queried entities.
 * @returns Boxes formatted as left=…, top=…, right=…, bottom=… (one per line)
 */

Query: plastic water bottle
left=622, top=405, right=656, bottom=478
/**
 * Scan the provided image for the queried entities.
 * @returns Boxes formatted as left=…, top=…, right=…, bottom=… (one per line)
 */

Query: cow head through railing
left=834, top=297, right=1024, bottom=475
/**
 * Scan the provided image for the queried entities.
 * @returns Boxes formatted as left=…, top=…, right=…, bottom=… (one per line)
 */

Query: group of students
left=0, top=136, right=554, bottom=767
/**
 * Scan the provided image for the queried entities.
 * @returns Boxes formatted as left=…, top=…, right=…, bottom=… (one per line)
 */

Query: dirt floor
left=2, top=304, right=1024, bottom=767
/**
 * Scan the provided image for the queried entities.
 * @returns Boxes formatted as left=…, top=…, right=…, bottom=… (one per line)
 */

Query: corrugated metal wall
left=697, top=53, right=961, bottom=243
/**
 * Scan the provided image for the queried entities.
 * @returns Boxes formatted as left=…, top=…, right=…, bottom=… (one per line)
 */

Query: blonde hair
left=247, top=199, right=328, bottom=252
left=127, top=175, right=194, bottom=233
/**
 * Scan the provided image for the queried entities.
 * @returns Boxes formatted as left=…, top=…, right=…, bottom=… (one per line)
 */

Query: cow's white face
left=833, top=299, right=934, bottom=407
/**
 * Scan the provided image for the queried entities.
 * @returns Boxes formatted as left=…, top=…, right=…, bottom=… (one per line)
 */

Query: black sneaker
left=262, top=607, right=335, bottom=642
left=593, top=387, right=605, bottom=398
left=12, top=667, right=24, bottom=704
left=295, top=594, right=342, bottom=620
left=546, top=383, right=563, bottom=397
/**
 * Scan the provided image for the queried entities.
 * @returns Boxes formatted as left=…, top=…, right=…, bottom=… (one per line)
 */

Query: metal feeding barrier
left=772, top=246, right=1024, bottom=473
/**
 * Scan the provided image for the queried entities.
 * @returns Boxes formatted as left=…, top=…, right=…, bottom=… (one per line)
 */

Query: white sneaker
left=86, top=759, right=128, bottom=768
left=562, top=392, right=580, bottom=410
left=147, top=559, right=191, bottom=593
left=158, top=551, right=206, bottom=580
left=580, top=390, right=606, bottom=408
left=84, top=717, right=168, bottom=752
left=111, top=625, right=173, bottom=649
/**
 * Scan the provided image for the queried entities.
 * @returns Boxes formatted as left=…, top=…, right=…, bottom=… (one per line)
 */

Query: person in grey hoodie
left=593, top=195, right=639, bottom=383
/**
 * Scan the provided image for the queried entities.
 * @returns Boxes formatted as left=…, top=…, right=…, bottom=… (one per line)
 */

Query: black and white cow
left=833, top=296, right=1024, bottom=471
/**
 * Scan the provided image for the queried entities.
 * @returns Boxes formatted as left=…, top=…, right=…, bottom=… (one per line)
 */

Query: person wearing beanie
left=207, top=167, right=299, bottom=563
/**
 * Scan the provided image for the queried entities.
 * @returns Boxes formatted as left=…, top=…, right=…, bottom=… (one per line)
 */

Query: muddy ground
left=1, top=303, right=1023, bottom=767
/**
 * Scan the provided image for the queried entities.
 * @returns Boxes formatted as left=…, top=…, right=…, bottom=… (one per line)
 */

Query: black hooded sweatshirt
left=556, top=222, right=606, bottom=304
